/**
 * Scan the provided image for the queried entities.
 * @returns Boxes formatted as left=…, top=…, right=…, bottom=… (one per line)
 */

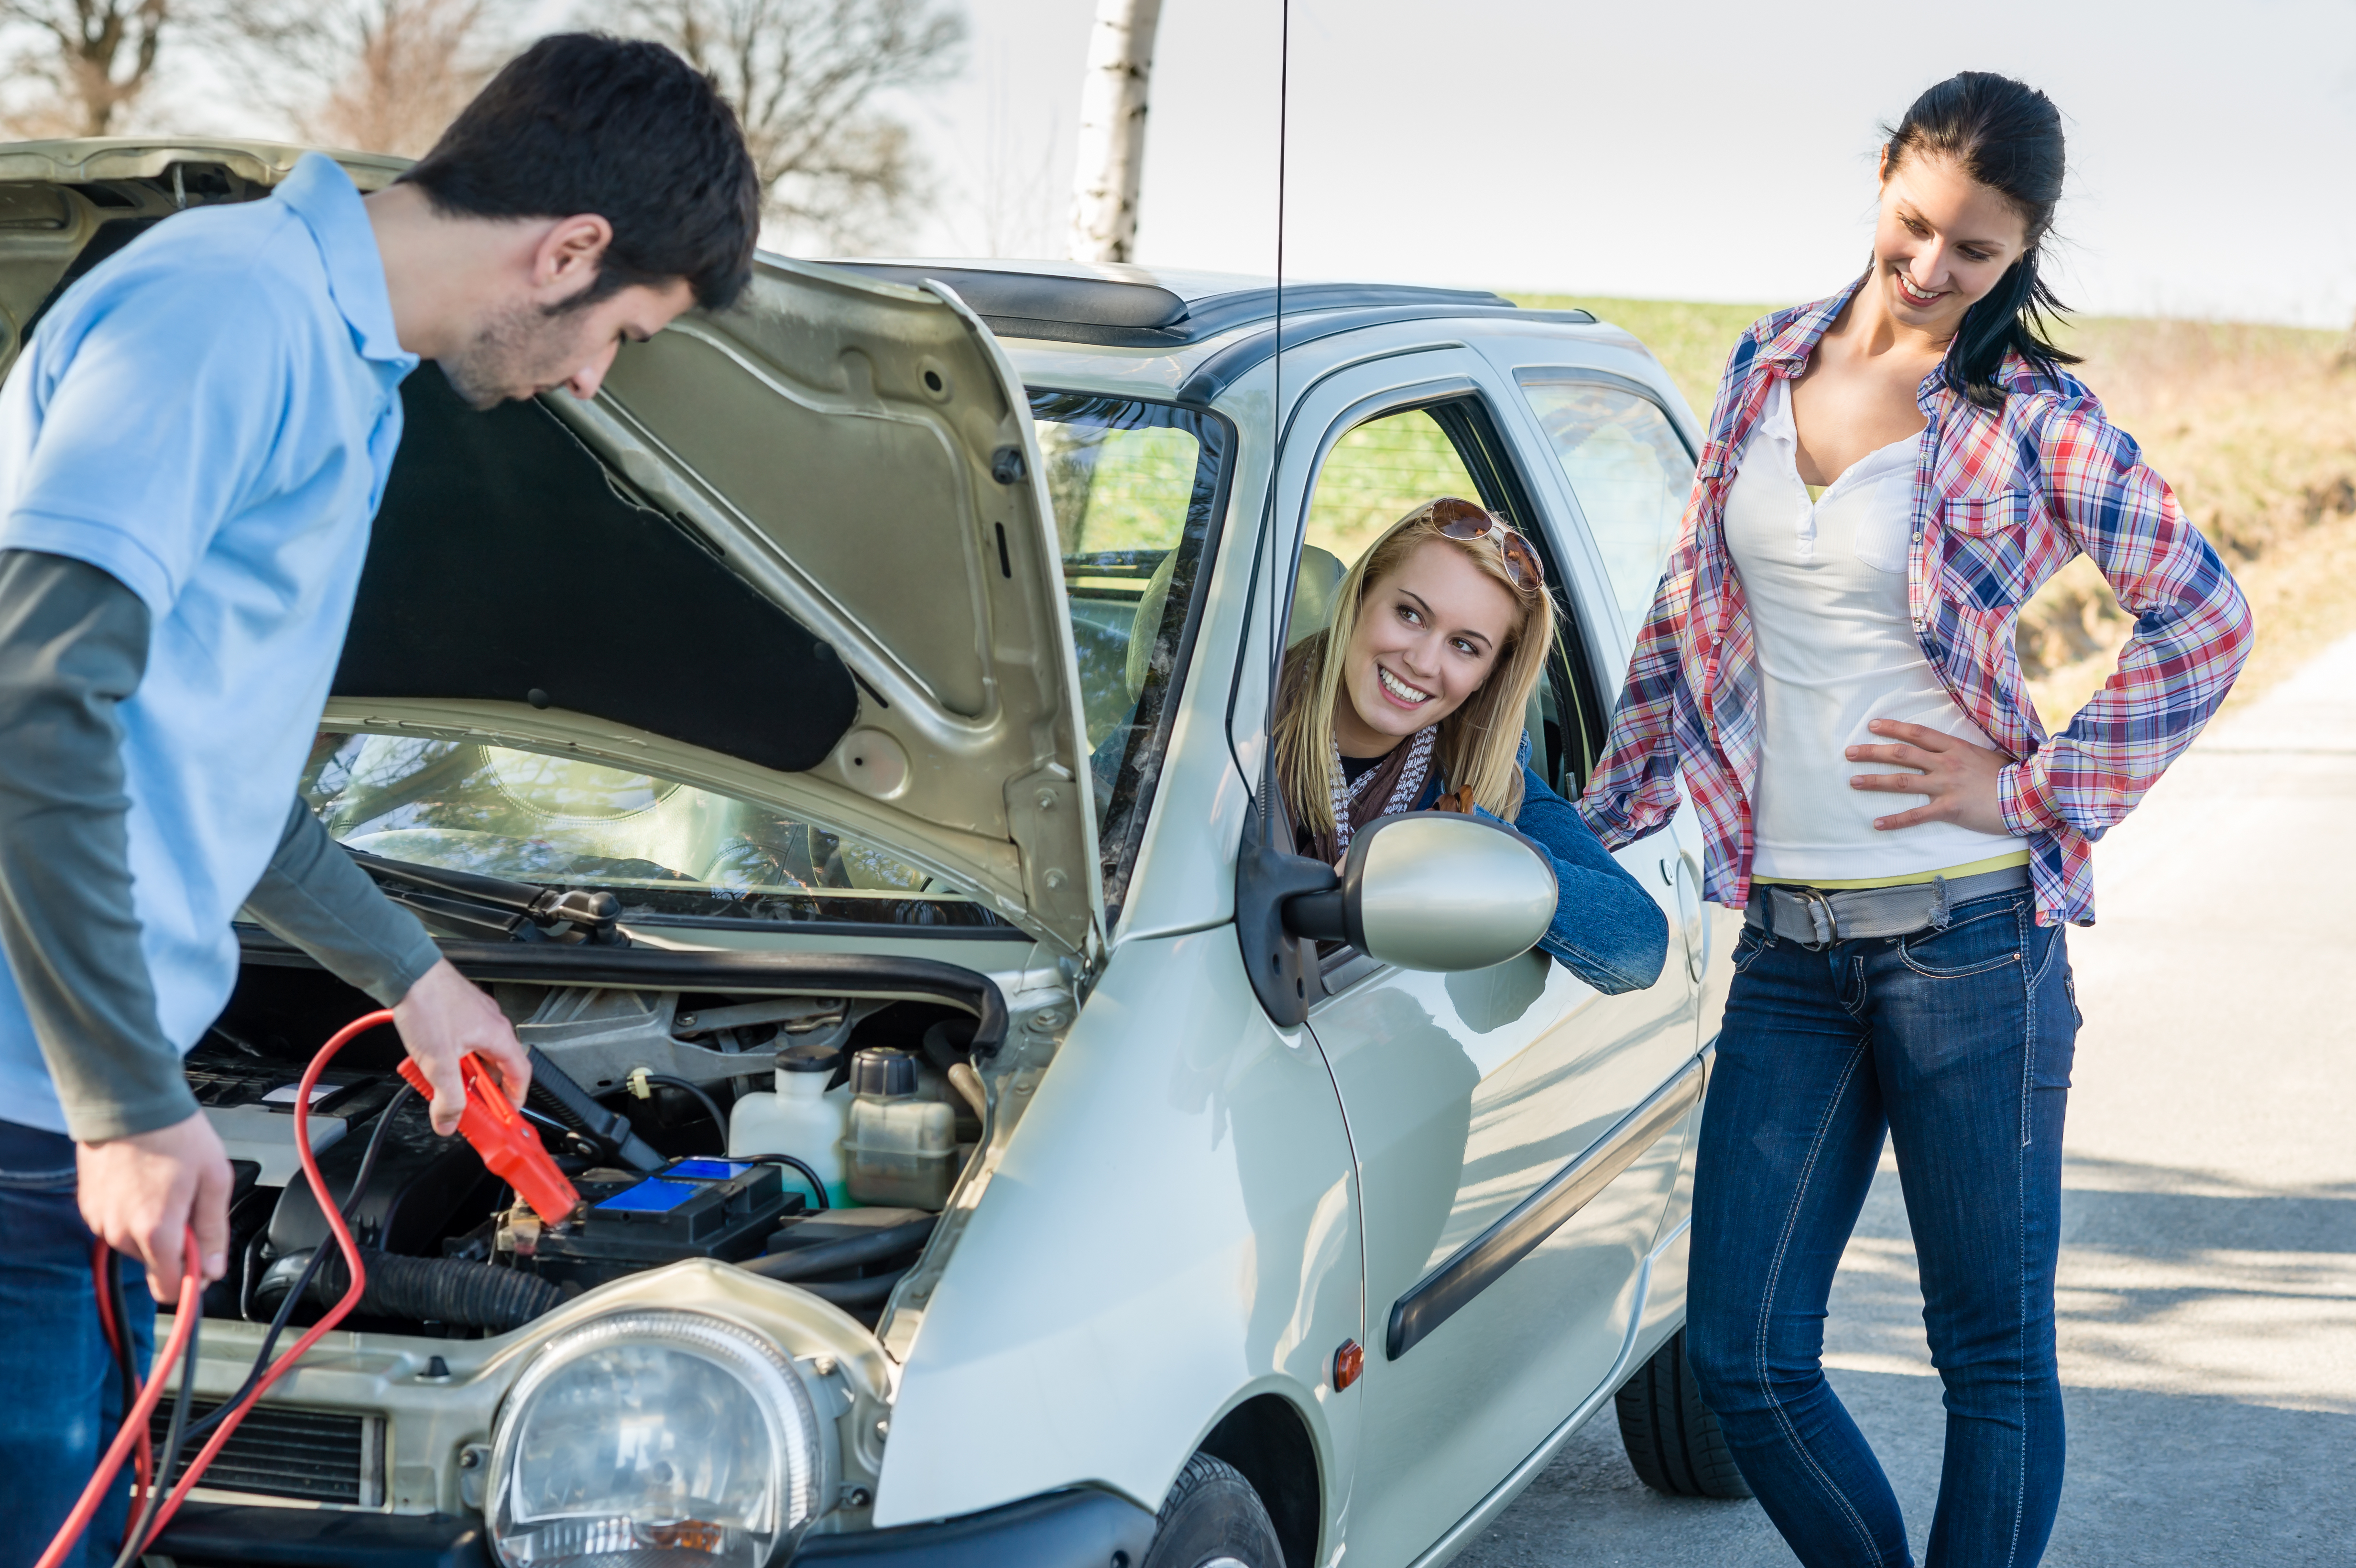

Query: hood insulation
left=333, top=370, right=860, bottom=772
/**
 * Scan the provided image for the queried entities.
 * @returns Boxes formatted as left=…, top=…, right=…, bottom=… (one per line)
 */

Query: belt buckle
left=1787, top=886, right=1838, bottom=949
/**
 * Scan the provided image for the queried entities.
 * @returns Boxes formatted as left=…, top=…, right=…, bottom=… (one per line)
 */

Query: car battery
left=531, top=1158, right=803, bottom=1292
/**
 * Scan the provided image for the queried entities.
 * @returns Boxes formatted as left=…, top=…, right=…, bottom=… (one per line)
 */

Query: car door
left=1264, top=347, right=1703, bottom=1563
left=1507, top=363, right=1738, bottom=1033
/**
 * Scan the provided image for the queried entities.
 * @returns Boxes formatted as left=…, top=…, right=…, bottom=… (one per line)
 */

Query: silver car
left=0, top=139, right=1746, bottom=1568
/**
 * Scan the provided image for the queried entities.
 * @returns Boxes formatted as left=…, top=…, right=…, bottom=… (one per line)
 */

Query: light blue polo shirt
left=0, top=153, right=417, bottom=1134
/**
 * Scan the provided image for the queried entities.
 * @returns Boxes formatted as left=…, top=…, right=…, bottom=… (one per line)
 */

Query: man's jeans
left=1687, top=890, right=2076, bottom=1568
left=0, top=1119, right=153, bottom=1568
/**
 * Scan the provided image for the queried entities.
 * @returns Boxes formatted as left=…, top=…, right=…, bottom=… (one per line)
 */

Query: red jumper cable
left=89, top=1239, right=153, bottom=1511
left=36, top=1008, right=388, bottom=1568
left=36, top=1231, right=200, bottom=1568
left=397, top=1049, right=578, bottom=1224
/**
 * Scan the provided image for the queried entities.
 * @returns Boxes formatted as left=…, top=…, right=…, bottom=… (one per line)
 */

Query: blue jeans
left=0, top=1118, right=154, bottom=1568
left=1686, top=890, right=2076, bottom=1568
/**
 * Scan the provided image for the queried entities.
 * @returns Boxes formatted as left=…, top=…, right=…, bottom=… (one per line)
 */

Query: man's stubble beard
left=438, top=300, right=576, bottom=411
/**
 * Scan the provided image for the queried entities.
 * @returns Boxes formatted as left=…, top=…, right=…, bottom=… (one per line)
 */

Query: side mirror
left=1284, top=812, right=1558, bottom=972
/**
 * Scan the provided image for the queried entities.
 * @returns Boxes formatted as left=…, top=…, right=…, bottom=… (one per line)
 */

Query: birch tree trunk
left=1066, top=0, right=1163, bottom=264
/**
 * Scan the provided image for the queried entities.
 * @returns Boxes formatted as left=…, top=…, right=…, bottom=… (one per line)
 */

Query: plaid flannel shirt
left=1576, top=278, right=2253, bottom=927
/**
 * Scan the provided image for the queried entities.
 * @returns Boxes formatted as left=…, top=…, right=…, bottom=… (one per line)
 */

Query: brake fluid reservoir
left=727, top=1041, right=852, bottom=1209
left=843, top=1047, right=957, bottom=1209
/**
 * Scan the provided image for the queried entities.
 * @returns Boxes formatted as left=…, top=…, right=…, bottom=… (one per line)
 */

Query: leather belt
left=1743, top=863, right=2031, bottom=947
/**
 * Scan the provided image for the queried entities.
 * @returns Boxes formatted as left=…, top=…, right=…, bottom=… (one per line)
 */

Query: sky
left=157, top=0, right=2356, bottom=327
left=890, top=0, right=2356, bottom=327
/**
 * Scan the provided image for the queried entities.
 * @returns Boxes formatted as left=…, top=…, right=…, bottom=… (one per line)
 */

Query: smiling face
left=1331, top=538, right=1522, bottom=757
left=1871, top=151, right=2031, bottom=337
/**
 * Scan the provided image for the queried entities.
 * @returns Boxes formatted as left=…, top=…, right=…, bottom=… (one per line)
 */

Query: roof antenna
left=1262, top=0, right=1290, bottom=778
left=1224, top=0, right=1325, bottom=1029
left=1272, top=0, right=1287, bottom=439
left=1227, top=0, right=1291, bottom=812
left=1221, top=0, right=1292, bottom=808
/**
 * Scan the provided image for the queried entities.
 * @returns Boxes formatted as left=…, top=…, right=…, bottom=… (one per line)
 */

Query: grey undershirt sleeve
left=0, top=549, right=190, bottom=1141
left=242, top=798, right=442, bottom=1007
left=0, top=551, right=443, bottom=1143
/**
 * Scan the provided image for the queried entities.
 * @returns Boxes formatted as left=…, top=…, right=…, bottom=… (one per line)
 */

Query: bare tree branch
left=602, top=0, right=966, bottom=252
left=0, top=0, right=176, bottom=137
left=222, top=0, right=509, bottom=157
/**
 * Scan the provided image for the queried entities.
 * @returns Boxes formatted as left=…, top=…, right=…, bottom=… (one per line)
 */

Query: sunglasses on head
left=1424, top=498, right=1545, bottom=591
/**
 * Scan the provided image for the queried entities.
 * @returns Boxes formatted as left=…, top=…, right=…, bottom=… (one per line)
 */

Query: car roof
left=820, top=258, right=1608, bottom=406
left=825, top=258, right=1526, bottom=345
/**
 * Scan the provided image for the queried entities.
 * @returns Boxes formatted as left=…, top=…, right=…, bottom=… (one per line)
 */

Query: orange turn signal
left=1332, top=1339, right=1364, bottom=1391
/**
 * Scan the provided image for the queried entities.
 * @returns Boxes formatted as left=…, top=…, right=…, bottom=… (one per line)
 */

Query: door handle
left=1673, top=854, right=1706, bottom=982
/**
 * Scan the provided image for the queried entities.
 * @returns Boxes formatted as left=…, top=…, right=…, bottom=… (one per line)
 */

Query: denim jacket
left=1420, top=734, right=1669, bottom=995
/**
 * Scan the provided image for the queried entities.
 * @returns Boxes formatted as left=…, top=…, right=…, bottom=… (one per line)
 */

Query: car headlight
left=487, top=1308, right=827, bottom=1568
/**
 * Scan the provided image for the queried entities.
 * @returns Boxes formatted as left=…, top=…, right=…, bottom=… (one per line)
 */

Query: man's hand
left=78, top=1111, right=233, bottom=1302
left=393, top=958, right=531, bottom=1135
left=1846, top=719, right=2013, bottom=837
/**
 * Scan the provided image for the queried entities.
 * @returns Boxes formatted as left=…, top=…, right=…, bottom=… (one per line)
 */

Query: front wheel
left=1140, top=1452, right=1285, bottom=1568
left=1614, top=1328, right=1753, bottom=1499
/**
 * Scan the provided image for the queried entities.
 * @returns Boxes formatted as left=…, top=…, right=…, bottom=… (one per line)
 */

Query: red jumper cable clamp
left=398, top=1051, right=581, bottom=1223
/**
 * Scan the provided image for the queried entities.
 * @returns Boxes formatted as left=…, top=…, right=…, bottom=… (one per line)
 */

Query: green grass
left=1507, top=294, right=1783, bottom=420
left=1503, top=290, right=2356, bottom=719
left=1302, top=408, right=1481, bottom=564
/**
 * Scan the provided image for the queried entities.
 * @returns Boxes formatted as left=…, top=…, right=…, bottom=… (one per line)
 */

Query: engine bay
left=191, top=936, right=999, bottom=1341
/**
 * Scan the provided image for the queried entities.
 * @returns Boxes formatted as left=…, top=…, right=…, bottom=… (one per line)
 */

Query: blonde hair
left=1273, top=499, right=1555, bottom=837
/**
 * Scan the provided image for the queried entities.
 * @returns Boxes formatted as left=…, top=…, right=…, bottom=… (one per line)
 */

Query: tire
left=1614, top=1328, right=1753, bottom=1499
left=1140, top=1452, right=1286, bottom=1568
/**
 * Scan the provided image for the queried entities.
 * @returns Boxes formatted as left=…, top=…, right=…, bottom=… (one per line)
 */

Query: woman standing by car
left=1273, top=497, right=1666, bottom=995
left=1578, top=73, right=2250, bottom=1566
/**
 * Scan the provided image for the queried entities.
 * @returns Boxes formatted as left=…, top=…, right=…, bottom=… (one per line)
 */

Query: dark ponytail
left=1884, top=72, right=2080, bottom=410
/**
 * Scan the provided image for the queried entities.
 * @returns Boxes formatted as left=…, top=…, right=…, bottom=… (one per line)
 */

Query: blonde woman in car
left=1271, top=497, right=1665, bottom=994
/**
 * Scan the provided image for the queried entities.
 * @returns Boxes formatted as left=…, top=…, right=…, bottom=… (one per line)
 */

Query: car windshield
left=1033, top=391, right=1228, bottom=915
left=301, top=734, right=1010, bottom=931
left=300, top=391, right=1225, bottom=933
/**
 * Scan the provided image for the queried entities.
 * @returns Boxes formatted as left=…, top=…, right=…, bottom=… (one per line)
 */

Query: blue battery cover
left=595, top=1177, right=698, bottom=1214
left=666, top=1158, right=752, bottom=1180
left=593, top=1159, right=756, bottom=1213
left=534, top=1155, right=795, bottom=1292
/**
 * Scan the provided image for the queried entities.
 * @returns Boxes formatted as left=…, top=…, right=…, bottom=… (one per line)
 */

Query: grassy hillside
left=1510, top=294, right=1770, bottom=420
left=1509, top=291, right=2356, bottom=724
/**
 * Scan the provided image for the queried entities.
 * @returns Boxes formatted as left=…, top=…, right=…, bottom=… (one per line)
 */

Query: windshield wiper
left=345, top=848, right=629, bottom=947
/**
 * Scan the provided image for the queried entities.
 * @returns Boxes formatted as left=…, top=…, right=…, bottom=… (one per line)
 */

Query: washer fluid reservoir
left=843, top=1047, right=957, bottom=1209
left=728, top=1040, right=852, bottom=1209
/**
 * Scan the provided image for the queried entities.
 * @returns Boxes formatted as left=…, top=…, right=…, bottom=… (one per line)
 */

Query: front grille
left=147, top=1397, right=383, bottom=1506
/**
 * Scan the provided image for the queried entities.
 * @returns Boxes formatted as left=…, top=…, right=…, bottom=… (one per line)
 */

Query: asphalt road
left=1455, top=631, right=2356, bottom=1567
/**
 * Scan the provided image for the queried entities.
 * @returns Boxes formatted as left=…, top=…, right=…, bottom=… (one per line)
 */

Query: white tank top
left=1722, top=376, right=2020, bottom=882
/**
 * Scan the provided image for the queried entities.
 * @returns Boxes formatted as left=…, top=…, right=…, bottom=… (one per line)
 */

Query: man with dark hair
left=0, top=35, right=758, bottom=1561
left=383, top=31, right=762, bottom=409
left=406, top=32, right=761, bottom=314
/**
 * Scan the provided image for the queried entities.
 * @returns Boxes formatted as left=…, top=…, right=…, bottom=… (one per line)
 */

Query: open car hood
left=0, top=138, right=1099, bottom=958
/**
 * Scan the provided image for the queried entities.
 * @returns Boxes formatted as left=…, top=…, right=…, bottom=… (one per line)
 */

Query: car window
left=301, top=732, right=1010, bottom=931
left=1284, top=398, right=1594, bottom=799
left=1516, top=373, right=1694, bottom=631
left=1033, top=391, right=1229, bottom=917
left=1303, top=407, right=1483, bottom=566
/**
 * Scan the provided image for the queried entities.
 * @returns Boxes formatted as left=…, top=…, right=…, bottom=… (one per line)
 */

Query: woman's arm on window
left=1505, top=764, right=1669, bottom=994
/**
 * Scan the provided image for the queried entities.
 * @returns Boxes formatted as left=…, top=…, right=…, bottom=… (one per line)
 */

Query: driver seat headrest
left=1124, top=543, right=1352, bottom=704
left=1285, top=545, right=1349, bottom=648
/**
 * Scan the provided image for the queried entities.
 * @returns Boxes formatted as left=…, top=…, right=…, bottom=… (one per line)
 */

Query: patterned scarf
left=1302, top=725, right=1436, bottom=866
